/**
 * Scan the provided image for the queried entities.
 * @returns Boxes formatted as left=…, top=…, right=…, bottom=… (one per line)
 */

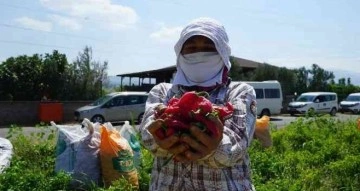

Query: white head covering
left=173, top=17, right=231, bottom=87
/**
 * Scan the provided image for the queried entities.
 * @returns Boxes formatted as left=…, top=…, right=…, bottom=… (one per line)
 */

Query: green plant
left=250, top=116, right=360, bottom=191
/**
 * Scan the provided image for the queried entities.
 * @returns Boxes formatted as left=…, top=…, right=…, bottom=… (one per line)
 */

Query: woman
left=140, top=17, right=257, bottom=191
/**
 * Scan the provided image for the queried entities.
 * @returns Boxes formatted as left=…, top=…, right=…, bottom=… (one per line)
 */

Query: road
left=1, top=114, right=359, bottom=138
left=270, top=113, right=359, bottom=128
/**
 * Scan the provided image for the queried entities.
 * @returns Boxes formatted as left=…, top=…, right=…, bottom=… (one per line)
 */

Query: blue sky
left=1, top=0, right=359, bottom=84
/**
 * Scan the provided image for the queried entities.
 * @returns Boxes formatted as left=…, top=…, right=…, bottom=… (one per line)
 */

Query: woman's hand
left=175, top=115, right=224, bottom=162
left=148, top=119, right=189, bottom=156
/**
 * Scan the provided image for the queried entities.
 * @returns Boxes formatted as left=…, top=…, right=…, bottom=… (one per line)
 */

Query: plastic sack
left=52, top=119, right=102, bottom=187
left=100, top=123, right=139, bottom=188
left=71, top=119, right=101, bottom=187
left=119, top=121, right=141, bottom=168
left=254, top=115, right=272, bottom=148
left=52, top=122, right=86, bottom=173
left=0, top=138, right=13, bottom=173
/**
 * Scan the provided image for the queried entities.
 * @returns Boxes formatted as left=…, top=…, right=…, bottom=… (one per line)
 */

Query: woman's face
left=180, top=35, right=217, bottom=55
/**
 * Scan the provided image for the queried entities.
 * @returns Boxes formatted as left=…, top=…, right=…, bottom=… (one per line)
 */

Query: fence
left=0, top=101, right=92, bottom=126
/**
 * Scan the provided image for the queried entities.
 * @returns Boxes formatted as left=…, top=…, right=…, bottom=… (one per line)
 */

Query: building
left=116, top=56, right=262, bottom=92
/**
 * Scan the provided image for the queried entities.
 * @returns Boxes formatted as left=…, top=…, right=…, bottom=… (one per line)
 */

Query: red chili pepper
left=195, top=96, right=213, bottom=115
left=165, top=126, right=176, bottom=137
left=154, top=128, right=165, bottom=140
left=177, top=91, right=214, bottom=120
left=168, top=97, right=180, bottom=106
left=177, top=92, right=198, bottom=119
left=177, top=91, right=198, bottom=106
left=164, top=105, right=180, bottom=115
left=193, top=113, right=221, bottom=137
left=213, top=102, right=234, bottom=122
left=165, top=118, right=189, bottom=131
left=154, top=124, right=176, bottom=140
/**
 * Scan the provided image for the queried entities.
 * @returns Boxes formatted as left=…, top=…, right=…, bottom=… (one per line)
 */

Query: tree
left=69, top=46, right=108, bottom=100
left=40, top=50, right=69, bottom=100
left=0, top=54, right=43, bottom=100
left=294, top=66, right=309, bottom=95
left=338, top=78, right=346, bottom=86
left=228, top=56, right=253, bottom=81
left=347, top=77, right=351, bottom=86
left=277, top=67, right=297, bottom=96
left=252, top=63, right=279, bottom=81
left=308, top=64, right=334, bottom=91
left=0, top=46, right=108, bottom=101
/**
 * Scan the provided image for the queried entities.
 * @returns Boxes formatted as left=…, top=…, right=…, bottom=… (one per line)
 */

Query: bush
left=250, top=116, right=360, bottom=191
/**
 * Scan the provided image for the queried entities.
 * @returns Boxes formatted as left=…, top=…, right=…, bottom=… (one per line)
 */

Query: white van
left=287, top=92, right=338, bottom=116
left=74, top=91, right=148, bottom=123
left=339, top=92, right=360, bottom=114
left=241, top=81, right=283, bottom=116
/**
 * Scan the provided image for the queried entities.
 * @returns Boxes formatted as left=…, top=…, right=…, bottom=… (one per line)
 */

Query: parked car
left=240, top=80, right=283, bottom=117
left=74, top=91, right=148, bottom=123
left=339, top=93, right=360, bottom=114
left=287, top=92, right=338, bottom=116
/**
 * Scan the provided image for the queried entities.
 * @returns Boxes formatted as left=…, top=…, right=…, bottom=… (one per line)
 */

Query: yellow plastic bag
left=254, top=115, right=272, bottom=148
left=100, top=124, right=139, bottom=188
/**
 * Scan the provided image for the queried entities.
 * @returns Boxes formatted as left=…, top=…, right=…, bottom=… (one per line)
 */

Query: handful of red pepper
left=154, top=91, right=234, bottom=139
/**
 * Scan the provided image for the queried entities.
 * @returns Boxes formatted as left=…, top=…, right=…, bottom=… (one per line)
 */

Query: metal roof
left=116, top=56, right=262, bottom=78
left=116, top=65, right=176, bottom=78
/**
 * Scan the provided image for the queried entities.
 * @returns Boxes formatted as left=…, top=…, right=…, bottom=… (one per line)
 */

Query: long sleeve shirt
left=139, top=81, right=257, bottom=191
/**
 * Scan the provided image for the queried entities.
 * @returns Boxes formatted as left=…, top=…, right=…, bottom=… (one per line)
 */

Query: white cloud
left=150, top=26, right=183, bottom=44
left=15, top=17, right=52, bottom=32
left=39, top=0, right=138, bottom=30
left=49, top=14, right=82, bottom=31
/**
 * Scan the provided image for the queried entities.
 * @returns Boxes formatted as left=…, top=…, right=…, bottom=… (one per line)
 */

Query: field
left=0, top=115, right=359, bottom=191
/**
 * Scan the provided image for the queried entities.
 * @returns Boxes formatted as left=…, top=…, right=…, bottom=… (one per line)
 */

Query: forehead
left=183, top=35, right=214, bottom=45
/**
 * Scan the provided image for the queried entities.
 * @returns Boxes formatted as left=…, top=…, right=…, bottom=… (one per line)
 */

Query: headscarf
left=173, top=17, right=231, bottom=87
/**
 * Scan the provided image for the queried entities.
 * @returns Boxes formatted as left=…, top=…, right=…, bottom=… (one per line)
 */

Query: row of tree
left=1, top=49, right=359, bottom=101
left=0, top=46, right=108, bottom=101
left=229, top=58, right=360, bottom=101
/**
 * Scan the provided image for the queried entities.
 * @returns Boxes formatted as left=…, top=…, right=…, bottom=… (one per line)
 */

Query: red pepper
left=154, top=128, right=165, bottom=140
left=164, top=105, right=180, bottom=115
left=165, top=126, right=176, bottom=137
left=154, top=124, right=176, bottom=140
left=168, top=97, right=180, bottom=106
left=177, top=91, right=213, bottom=120
left=213, top=102, right=234, bottom=122
left=193, top=113, right=221, bottom=137
left=164, top=118, right=189, bottom=131
left=196, top=96, right=213, bottom=115
left=154, top=91, right=227, bottom=139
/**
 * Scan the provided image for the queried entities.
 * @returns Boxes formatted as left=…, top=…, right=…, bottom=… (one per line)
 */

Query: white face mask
left=178, top=52, right=224, bottom=83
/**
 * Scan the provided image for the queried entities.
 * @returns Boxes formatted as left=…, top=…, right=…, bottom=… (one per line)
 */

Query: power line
left=0, top=2, right=91, bottom=22
left=0, top=23, right=115, bottom=42
left=0, top=22, right=159, bottom=49
left=0, top=2, right=134, bottom=25
left=0, top=39, right=113, bottom=53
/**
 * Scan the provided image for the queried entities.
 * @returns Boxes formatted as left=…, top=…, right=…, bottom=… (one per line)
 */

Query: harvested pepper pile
left=154, top=91, right=234, bottom=139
